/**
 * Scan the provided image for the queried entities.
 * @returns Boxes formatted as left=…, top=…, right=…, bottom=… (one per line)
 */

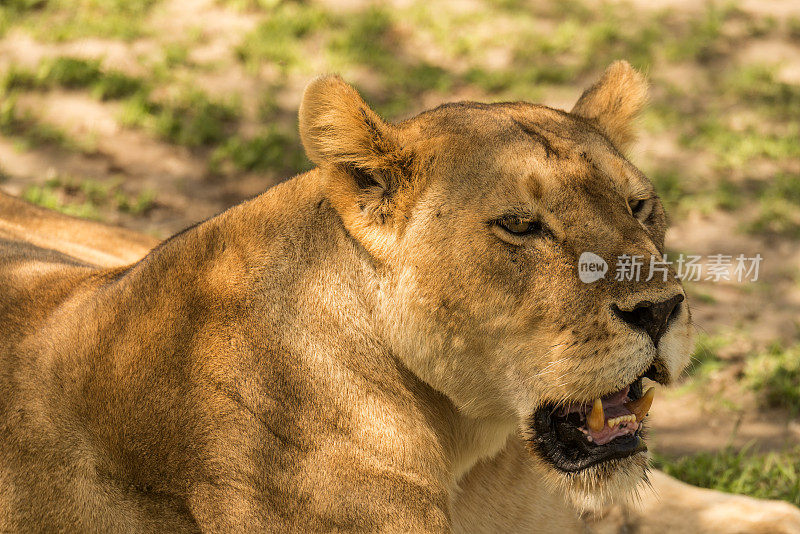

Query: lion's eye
left=497, top=216, right=541, bottom=235
left=629, top=198, right=648, bottom=218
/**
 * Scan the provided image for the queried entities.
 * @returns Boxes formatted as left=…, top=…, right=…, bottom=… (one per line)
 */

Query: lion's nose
left=611, top=294, right=684, bottom=346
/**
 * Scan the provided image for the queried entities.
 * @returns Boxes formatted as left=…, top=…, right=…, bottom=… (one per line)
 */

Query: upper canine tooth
left=624, top=387, right=655, bottom=422
left=588, top=398, right=604, bottom=431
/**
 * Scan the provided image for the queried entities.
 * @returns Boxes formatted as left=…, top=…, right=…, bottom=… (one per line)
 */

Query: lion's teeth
left=588, top=398, right=604, bottom=431
left=606, top=414, right=637, bottom=428
left=624, top=387, right=655, bottom=422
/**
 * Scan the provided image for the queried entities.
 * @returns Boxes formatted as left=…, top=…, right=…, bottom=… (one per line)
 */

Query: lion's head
left=299, top=61, right=694, bottom=510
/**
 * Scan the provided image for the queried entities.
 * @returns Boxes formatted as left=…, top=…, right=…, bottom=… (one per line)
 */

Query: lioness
left=1, top=61, right=799, bottom=533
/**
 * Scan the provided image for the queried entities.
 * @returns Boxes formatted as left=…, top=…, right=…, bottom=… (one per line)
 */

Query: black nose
left=612, top=294, right=684, bottom=346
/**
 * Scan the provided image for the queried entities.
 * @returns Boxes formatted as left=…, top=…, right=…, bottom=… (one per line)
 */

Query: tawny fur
left=1, top=62, right=799, bottom=533
left=570, top=60, right=648, bottom=153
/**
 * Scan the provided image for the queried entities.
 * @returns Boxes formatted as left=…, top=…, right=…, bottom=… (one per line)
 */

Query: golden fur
left=1, top=61, right=799, bottom=532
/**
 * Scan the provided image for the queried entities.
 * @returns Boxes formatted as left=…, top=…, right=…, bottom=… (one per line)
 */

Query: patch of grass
left=648, top=170, right=686, bottom=213
left=724, top=65, right=800, bottom=117
left=653, top=446, right=800, bottom=505
left=217, top=0, right=280, bottom=11
left=691, top=291, right=717, bottom=304
left=236, top=2, right=328, bottom=69
left=1, top=57, right=147, bottom=101
left=443, top=3, right=664, bottom=100
left=749, top=199, right=800, bottom=238
left=115, top=189, right=156, bottom=215
left=326, top=6, right=454, bottom=116
left=789, top=16, right=800, bottom=41
left=0, top=0, right=45, bottom=38
left=22, top=184, right=100, bottom=219
left=7, top=0, right=160, bottom=42
left=0, top=96, right=88, bottom=152
left=327, top=6, right=393, bottom=66
left=210, top=126, right=309, bottom=174
left=683, top=333, right=727, bottom=381
left=578, top=7, right=663, bottom=71
left=744, top=343, right=800, bottom=415
left=163, top=43, right=191, bottom=68
left=665, top=3, right=736, bottom=62
left=746, top=15, right=778, bottom=38
left=464, top=64, right=570, bottom=98
left=747, top=174, right=800, bottom=238
left=22, top=174, right=156, bottom=220
left=682, top=117, right=800, bottom=168
left=240, top=3, right=456, bottom=114
left=714, top=178, right=742, bottom=211
left=119, top=90, right=239, bottom=148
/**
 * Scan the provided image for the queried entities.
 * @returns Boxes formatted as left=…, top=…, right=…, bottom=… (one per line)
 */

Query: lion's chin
left=546, top=452, right=651, bottom=513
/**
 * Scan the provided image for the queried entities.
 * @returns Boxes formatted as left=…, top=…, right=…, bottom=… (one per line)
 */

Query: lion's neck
left=94, top=170, right=516, bottom=499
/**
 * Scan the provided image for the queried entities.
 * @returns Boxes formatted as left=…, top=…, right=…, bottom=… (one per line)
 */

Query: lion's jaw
left=377, top=252, right=693, bottom=509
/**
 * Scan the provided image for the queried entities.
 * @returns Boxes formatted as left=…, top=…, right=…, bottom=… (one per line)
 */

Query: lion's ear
left=570, top=61, right=648, bottom=153
left=299, top=76, right=411, bottom=220
left=299, top=75, right=413, bottom=258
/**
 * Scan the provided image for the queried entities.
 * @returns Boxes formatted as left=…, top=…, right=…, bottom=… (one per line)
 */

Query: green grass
left=119, top=90, right=239, bottom=148
left=789, top=17, right=800, bottom=41
left=21, top=174, right=156, bottom=220
left=115, top=189, right=156, bottom=215
left=0, top=96, right=92, bottom=153
left=2, top=57, right=148, bottom=101
left=745, top=343, right=800, bottom=415
left=210, top=126, right=309, bottom=174
left=236, top=2, right=329, bottom=70
left=0, top=0, right=45, bottom=39
left=654, top=446, right=800, bottom=505
left=724, top=65, right=800, bottom=117
left=1, top=57, right=241, bottom=153
left=324, top=6, right=454, bottom=116
left=681, top=118, right=800, bottom=168
left=22, top=183, right=100, bottom=219
left=745, top=174, right=800, bottom=238
left=648, top=170, right=686, bottom=214
left=683, top=333, right=727, bottom=382
left=664, top=3, right=737, bottom=62
left=1, top=0, right=160, bottom=41
left=163, top=43, right=191, bottom=68
left=217, top=0, right=280, bottom=11
left=655, top=171, right=800, bottom=236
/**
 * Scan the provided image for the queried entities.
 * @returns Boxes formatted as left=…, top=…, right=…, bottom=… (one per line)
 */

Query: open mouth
left=528, top=365, right=659, bottom=473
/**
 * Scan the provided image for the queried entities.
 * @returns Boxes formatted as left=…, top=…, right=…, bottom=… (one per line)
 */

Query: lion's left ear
left=298, top=76, right=413, bottom=222
left=299, top=75, right=415, bottom=259
left=570, top=61, right=648, bottom=153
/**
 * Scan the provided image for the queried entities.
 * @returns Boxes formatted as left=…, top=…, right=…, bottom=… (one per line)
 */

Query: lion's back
left=0, top=191, right=159, bottom=268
